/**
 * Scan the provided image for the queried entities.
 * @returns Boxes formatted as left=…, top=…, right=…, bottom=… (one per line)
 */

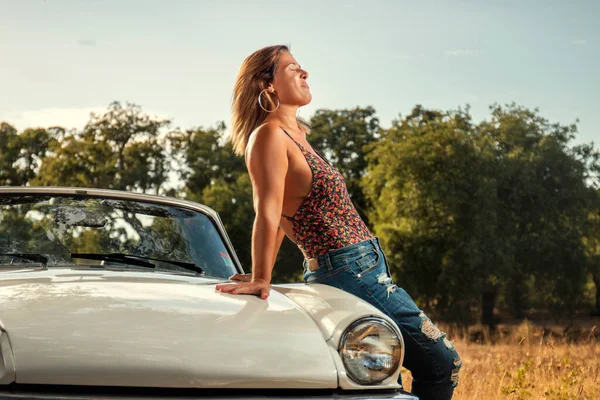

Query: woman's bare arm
left=216, top=124, right=287, bottom=297
left=229, top=226, right=285, bottom=282
left=272, top=225, right=285, bottom=266
left=247, top=124, right=288, bottom=283
left=229, top=227, right=285, bottom=282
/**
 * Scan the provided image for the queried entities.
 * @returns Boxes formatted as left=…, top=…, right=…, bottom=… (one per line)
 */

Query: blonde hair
left=230, top=45, right=309, bottom=157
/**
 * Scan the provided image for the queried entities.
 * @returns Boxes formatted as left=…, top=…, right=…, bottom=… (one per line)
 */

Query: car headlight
left=339, top=317, right=403, bottom=385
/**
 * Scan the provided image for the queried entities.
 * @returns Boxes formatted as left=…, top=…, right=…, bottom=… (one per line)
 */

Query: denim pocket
left=305, top=264, right=350, bottom=283
left=347, top=249, right=380, bottom=277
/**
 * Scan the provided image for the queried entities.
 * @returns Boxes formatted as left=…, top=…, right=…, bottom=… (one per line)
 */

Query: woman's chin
left=301, top=94, right=312, bottom=106
left=285, top=94, right=311, bottom=107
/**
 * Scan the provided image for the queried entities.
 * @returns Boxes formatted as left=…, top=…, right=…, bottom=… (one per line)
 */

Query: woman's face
left=270, top=51, right=311, bottom=107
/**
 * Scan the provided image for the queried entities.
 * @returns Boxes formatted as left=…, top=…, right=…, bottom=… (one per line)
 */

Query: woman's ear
left=259, top=82, right=275, bottom=93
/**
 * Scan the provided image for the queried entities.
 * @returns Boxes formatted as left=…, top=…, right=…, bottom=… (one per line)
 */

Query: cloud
left=77, top=39, right=97, bottom=46
left=0, top=106, right=106, bottom=131
left=445, top=49, right=484, bottom=56
left=0, top=106, right=172, bottom=132
left=572, top=39, right=587, bottom=45
left=395, top=53, right=414, bottom=61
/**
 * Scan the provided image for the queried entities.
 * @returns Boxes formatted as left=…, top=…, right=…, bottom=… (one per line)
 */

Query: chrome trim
left=0, top=386, right=419, bottom=400
left=0, top=329, right=16, bottom=384
left=339, top=317, right=404, bottom=386
left=0, top=186, right=244, bottom=274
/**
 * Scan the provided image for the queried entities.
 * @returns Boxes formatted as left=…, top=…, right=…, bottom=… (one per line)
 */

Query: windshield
left=0, top=195, right=237, bottom=279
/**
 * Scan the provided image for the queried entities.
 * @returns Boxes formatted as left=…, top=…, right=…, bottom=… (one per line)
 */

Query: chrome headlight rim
left=338, top=316, right=403, bottom=385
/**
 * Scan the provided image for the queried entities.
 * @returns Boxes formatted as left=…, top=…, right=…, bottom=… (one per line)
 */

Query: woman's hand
left=215, top=278, right=270, bottom=300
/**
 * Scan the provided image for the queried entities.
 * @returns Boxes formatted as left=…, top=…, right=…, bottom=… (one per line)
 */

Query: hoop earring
left=258, top=89, right=280, bottom=113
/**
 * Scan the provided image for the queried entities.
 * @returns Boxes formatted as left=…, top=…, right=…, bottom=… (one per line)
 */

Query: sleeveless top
left=280, top=128, right=373, bottom=258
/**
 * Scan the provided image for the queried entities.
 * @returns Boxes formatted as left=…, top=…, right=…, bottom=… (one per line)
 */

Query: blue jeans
left=302, top=237, right=461, bottom=400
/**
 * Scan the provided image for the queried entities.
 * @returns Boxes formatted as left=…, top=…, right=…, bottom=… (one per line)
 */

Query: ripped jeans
left=303, top=237, right=461, bottom=400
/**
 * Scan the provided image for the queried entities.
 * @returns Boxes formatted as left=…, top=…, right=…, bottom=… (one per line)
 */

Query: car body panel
left=0, top=268, right=338, bottom=388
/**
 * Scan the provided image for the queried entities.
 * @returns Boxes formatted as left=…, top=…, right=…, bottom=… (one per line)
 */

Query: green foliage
left=543, top=358, right=587, bottom=400
left=201, top=174, right=254, bottom=268
left=363, top=105, right=490, bottom=323
left=32, top=101, right=171, bottom=194
left=33, top=127, right=117, bottom=189
left=170, top=122, right=246, bottom=200
left=0, top=122, right=54, bottom=186
left=583, top=191, right=600, bottom=315
left=363, top=104, right=599, bottom=324
left=501, top=360, right=534, bottom=399
left=481, top=104, right=596, bottom=319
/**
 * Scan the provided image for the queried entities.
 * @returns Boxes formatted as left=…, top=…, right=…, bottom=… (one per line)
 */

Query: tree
left=33, top=128, right=117, bottom=189
left=363, top=105, right=488, bottom=324
left=363, top=104, right=598, bottom=325
left=34, top=102, right=171, bottom=194
left=584, top=189, right=600, bottom=316
left=170, top=123, right=246, bottom=201
left=0, top=122, right=54, bottom=186
left=479, top=104, right=596, bottom=321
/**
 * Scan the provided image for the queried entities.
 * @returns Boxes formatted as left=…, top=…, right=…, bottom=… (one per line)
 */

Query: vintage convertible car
left=0, top=186, right=418, bottom=399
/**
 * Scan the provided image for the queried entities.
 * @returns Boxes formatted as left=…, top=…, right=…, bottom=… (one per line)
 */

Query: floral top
left=280, top=128, right=373, bottom=258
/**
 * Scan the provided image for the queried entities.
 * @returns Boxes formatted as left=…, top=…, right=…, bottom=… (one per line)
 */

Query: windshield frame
left=0, top=186, right=244, bottom=275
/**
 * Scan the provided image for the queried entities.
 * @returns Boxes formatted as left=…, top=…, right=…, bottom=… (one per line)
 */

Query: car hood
left=0, top=268, right=339, bottom=388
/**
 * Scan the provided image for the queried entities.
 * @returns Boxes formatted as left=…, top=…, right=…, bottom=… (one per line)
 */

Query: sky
left=1, top=0, right=598, bottom=146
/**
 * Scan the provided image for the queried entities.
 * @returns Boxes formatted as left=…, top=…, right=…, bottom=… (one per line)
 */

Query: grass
left=399, top=320, right=600, bottom=399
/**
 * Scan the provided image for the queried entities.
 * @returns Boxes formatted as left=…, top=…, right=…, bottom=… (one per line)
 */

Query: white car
left=0, top=186, right=418, bottom=400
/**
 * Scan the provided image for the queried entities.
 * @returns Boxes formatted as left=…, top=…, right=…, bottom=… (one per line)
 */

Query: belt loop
left=324, top=253, right=333, bottom=271
left=371, top=237, right=379, bottom=253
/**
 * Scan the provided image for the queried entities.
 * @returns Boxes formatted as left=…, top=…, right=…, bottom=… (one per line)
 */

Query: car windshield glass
left=0, top=195, right=237, bottom=279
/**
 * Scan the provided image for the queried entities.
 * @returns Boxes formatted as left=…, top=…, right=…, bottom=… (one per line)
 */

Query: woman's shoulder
left=252, top=121, right=284, bottom=138
left=248, top=122, right=286, bottom=148
left=246, top=122, right=287, bottom=158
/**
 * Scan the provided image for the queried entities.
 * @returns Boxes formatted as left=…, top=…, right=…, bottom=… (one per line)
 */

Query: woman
left=215, top=45, right=461, bottom=400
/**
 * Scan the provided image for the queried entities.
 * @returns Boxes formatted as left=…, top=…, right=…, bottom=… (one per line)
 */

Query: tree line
left=1, top=101, right=599, bottom=326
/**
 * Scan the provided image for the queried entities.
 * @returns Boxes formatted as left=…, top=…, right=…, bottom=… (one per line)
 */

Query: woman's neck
left=266, top=106, right=304, bottom=137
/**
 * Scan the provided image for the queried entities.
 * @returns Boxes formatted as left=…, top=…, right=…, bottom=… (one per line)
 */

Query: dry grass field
left=399, top=320, right=600, bottom=399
